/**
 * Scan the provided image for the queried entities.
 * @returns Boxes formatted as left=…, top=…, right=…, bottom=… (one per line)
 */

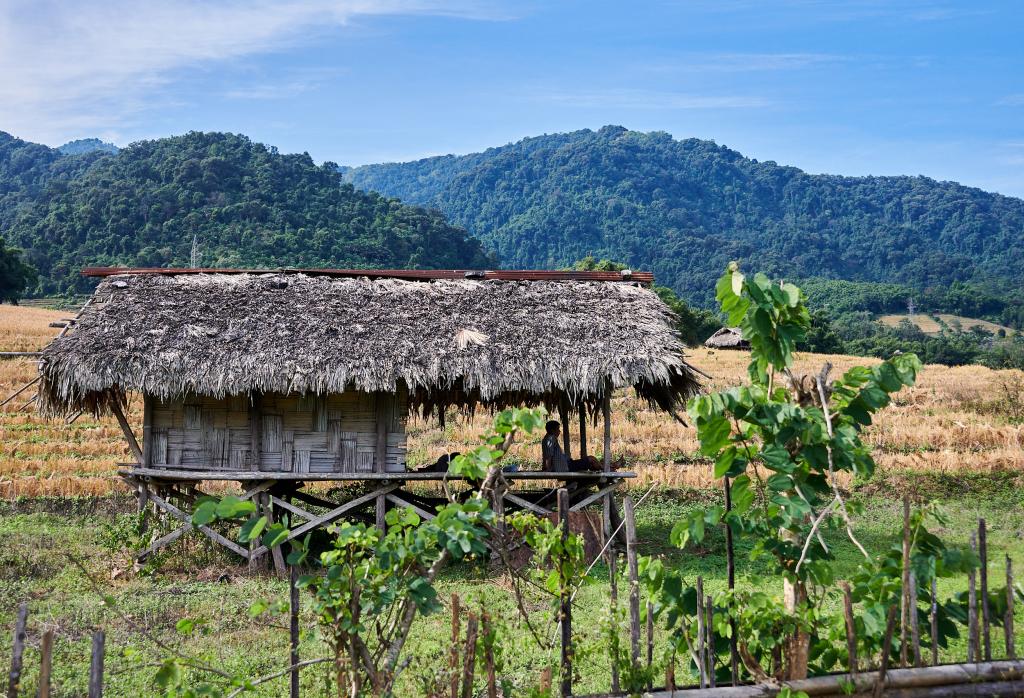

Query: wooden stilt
left=559, top=396, right=572, bottom=461
left=578, top=405, right=588, bottom=459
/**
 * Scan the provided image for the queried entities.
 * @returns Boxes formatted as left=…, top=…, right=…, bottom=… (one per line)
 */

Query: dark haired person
left=541, top=420, right=601, bottom=472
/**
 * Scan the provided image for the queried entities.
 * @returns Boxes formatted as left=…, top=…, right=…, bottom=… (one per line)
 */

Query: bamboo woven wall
left=147, top=388, right=408, bottom=473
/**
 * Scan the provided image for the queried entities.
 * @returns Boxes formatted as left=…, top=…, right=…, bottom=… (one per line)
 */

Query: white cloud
left=538, top=89, right=770, bottom=110
left=0, top=0, right=504, bottom=144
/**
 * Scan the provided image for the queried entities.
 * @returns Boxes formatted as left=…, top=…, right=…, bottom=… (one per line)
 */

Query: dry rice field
left=2, top=304, right=1023, bottom=497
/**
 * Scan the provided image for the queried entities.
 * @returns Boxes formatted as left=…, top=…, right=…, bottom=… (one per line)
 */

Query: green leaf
left=191, top=500, right=218, bottom=526
left=699, top=415, right=732, bottom=456
left=155, top=660, right=181, bottom=689
left=215, top=495, right=257, bottom=520
left=262, top=523, right=289, bottom=549
left=730, top=475, right=754, bottom=514
left=238, top=515, right=268, bottom=543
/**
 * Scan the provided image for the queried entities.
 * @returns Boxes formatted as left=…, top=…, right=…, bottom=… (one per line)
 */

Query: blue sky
left=2, top=0, right=1023, bottom=195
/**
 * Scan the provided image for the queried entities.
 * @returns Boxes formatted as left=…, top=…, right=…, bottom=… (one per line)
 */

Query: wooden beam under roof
left=80, top=266, right=654, bottom=284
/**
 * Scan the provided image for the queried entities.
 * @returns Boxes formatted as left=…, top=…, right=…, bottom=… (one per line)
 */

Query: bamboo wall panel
left=148, top=387, right=408, bottom=474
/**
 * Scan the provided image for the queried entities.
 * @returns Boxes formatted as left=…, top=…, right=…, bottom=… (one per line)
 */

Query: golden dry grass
left=878, top=312, right=1015, bottom=336
left=2, top=305, right=1023, bottom=497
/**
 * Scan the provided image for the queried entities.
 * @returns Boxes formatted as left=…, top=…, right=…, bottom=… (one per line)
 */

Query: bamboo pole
left=6, top=602, right=27, bottom=698
left=979, top=519, right=991, bottom=662
left=1006, top=556, right=1016, bottom=660
left=89, top=630, right=105, bottom=698
left=558, top=488, right=572, bottom=698
left=969, top=533, right=979, bottom=663
left=646, top=600, right=654, bottom=691
left=450, top=594, right=461, bottom=698
left=696, top=576, right=707, bottom=689
left=901, top=497, right=911, bottom=668
left=460, top=614, right=478, bottom=698
left=842, top=582, right=858, bottom=677
left=38, top=629, right=53, bottom=698
left=873, top=605, right=899, bottom=698
left=909, top=570, right=922, bottom=668
left=723, top=476, right=739, bottom=687
left=624, top=496, right=641, bottom=666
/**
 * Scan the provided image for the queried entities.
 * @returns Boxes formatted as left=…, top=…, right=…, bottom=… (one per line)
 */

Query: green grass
left=2, top=478, right=1023, bottom=697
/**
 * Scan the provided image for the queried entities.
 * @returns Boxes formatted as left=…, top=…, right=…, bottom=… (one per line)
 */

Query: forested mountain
left=58, top=138, right=119, bottom=156
left=347, top=126, right=1024, bottom=305
left=0, top=131, right=491, bottom=294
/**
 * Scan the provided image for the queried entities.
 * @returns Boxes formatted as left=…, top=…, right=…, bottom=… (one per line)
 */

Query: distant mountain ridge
left=346, top=126, right=1024, bottom=305
left=58, top=138, right=119, bottom=156
left=0, top=131, right=490, bottom=294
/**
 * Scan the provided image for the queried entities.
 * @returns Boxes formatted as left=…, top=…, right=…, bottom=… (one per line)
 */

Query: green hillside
left=0, top=131, right=491, bottom=295
left=347, top=126, right=1024, bottom=306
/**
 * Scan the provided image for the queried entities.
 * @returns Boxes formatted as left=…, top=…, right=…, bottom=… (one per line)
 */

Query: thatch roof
left=39, top=272, right=701, bottom=417
left=704, top=327, right=750, bottom=350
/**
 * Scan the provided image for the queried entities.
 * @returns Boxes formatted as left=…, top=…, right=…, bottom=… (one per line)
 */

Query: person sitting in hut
left=542, top=420, right=601, bottom=472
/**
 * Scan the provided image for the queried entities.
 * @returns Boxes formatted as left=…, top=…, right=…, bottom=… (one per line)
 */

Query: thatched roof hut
left=39, top=270, right=702, bottom=418
left=704, top=327, right=750, bottom=351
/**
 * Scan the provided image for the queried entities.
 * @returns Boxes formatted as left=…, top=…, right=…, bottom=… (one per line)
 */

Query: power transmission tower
left=907, top=297, right=916, bottom=320
left=190, top=235, right=200, bottom=268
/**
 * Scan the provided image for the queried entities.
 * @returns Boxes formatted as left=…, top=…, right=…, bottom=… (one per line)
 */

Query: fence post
left=450, top=594, right=461, bottom=698
left=624, top=495, right=640, bottom=668
left=1006, top=556, right=1016, bottom=660
left=979, top=519, right=991, bottom=661
left=646, top=600, right=654, bottom=691
left=900, top=497, right=911, bottom=668
left=930, top=576, right=939, bottom=666
left=604, top=500, right=619, bottom=694
left=557, top=488, right=572, bottom=698
left=842, top=582, right=858, bottom=678
left=968, top=533, right=979, bottom=663
left=89, top=630, right=105, bottom=698
left=460, top=613, right=478, bottom=698
left=706, top=594, right=716, bottom=688
left=289, top=563, right=300, bottom=698
left=872, top=605, right=898, bottom=698
left=909, top=570, right=921, bottom=667
left=723, top=476, right=738, bottom=686
left=6, top=602, right=28, bottom=698
left=38, top=629, right=54, bottom=698
left=696, top=577, right=706, bottom=688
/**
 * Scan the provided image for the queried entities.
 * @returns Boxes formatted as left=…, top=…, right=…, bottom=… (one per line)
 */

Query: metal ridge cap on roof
left=79, top=267, right=654, bottom=284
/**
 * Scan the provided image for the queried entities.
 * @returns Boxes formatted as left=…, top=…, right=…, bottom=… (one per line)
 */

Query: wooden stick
left=909, top=570, right=922, bottom=667
left=842, top=582, right=858, bottom=677
left=539, top=667, right=552, bottom=694
left=724, top=477, right=738, bottom=687
left=262, top=493, right=286, bottom=576
left=706, top=594, right=716, bottom=689
left=665, top=660, right=675, bottom=696
left=873, top=604, right=898, bottom=698
left=38, top=628, right=54, bottom=698
left=578, top=405, right=588, bottom=459
left=89, top=630, right=105, bottom=698
left=979, top=519, right=991, bottom=661
left=6, top=602, right=28, bottom=698
left=1006, top=556, right=1016, bottom=660
left=460, top=613, right=478, bottom=698
left=605, top=497, right=620, bottom=694
left=450, top=594, right=461, bottom=698
left=646, top=600, right=654, bottom=691
left=901, top=496, right=911, bottom=668
left=110, top=399, right=143, bottom=464
left=624, top=495, right=641, bottom=666
left=0, top=377, right=39, bottom=409
left=482, top=612, right=497, bottom=698
left=930, top=576, right=939, bottom=666
left=289, top=562, right=300, bottom=698
left=696, top=576, right=706, bottom=689
left=558, top=488, right=573, bottom=698
left=602, top=382, right=612, bottom=472
left=559, top=396, right=572, bottom=461
left=969, top=533, right=979, bottom=663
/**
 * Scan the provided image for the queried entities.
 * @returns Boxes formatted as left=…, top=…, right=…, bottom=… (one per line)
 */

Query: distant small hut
left=39, top=267, right=701, bottom=567
left=704, top=327, right=750, bottom=350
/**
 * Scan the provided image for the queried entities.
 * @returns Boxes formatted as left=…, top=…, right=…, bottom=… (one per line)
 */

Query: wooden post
left=460, top=614, right=478, bottom=698
left=450, top=594, right=461, bottom=698
left=930, top=576, right=939, bottom=666
left=262, top=493, right=286, bottom=576
left=696, top=576, right=706, bottom=688
left=602, top=383, right=612, bottom=472
left=900, top=496, right=911, bottom=668
left=873, top=605, right=898, bottom=698
left=482, top=612, right=497, bottom=698
left=578, top=405, right=588, bottom=459
left=909, top=570, right=921, bottom=668
left=706, top=594, right=716, bottom=688
left=141, top=395, right=153, bottom=468
left=558, top=396, right=572, bottom=462
left=137, top=480, right=150, bottom=535
left=979, top=519, right=991, bottom=661
left=38, top=629, right=53, bottom=698
left=646, top=600, right=654, bottom=690
left=969, top=533, right=979, bottom=663
left=724, top=476, right=739, bottom=686
left=110, top=399, right=143, bottom=464
left=539, top=668, right=552, bottom=694
left=557, top=488, right=572, bottom=698
left=375, top=393, right=389, bottom=530
left=89, top=630, right=105, bottom=698
left=6, top=602, right=27, bottom=698
left=1006, top=556, right=1016, bottom=660
left=624, top=495, right=640, bottom=666
left=249, top=391, right=263, bottom=471
left=604, top=499, right=620, bottom=694
left=290, top=562, right=300, bottom=698
left=842, top=582, right=858, bottom=677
